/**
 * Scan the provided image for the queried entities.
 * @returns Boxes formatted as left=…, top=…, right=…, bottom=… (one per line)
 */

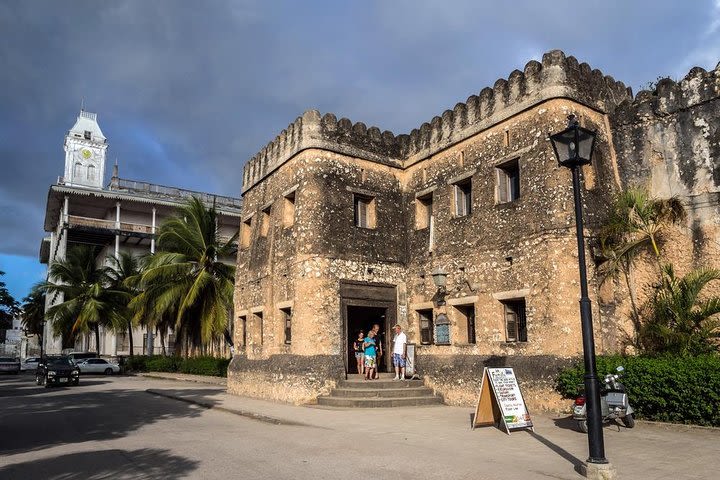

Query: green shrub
left=123, top=355, right=229, bottom=377
left=556, top=355, right=720, bottom=426
left=124, top=355, right=149, bottom=372
left=179, top=356, right=230, bottom=377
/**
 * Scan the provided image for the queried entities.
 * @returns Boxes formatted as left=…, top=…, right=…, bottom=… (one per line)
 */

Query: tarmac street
left=0, top=374, right=718, bottom=480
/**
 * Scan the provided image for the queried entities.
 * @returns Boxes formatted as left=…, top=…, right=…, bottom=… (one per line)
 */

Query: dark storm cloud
left=1, top=0, right=719, bottom=262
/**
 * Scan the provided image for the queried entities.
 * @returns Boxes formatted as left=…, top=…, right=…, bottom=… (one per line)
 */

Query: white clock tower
left=63, top=110, right=108, bottom=189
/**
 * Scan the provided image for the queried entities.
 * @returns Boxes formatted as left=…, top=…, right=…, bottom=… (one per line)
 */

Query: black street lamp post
left=550, top=115, right=608, bottom=466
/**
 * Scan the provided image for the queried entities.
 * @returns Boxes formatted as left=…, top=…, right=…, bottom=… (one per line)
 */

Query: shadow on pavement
left=553, top=415, right=581, bottom=431
left=0, top=382, right=219, bottom=454
left=524, top=430, right=584, bottom=469
left=0, top=448, right=199, bottom=480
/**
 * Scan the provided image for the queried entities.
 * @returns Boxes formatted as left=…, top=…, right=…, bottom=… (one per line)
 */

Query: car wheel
left=622, top=413, right=635, bottom=429
left=104, top=368, right=113, bottom=375
left=72, top=379, right=80, bottom=386
left=577, top=420, right=588, bottom=433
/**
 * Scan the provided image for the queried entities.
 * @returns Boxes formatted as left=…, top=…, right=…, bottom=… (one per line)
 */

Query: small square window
left=241, top=217, right=252, bottom=248
left=283, top=191, right=296, bottom=227
left=260, top=206, right=271, bottom=237
left=354, top=194, right=376, bottom=229
left=453, top=178, right=472, bottom=217
left=503, top=299, right=527, bottom=342
left=280, top=307, right=292, bottom=344
left=84, top=130, right=91, bottom=140
left=418, top=309, right=434, bottom=345
left=497, top=159, right=520, bottom=203
left=415, top=193, right=433, bottom=230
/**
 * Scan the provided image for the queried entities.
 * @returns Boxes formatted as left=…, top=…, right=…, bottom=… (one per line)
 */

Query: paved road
left=1, top=373, right=718, bottom=479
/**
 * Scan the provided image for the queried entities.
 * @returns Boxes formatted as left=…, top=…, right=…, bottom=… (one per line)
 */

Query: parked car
left=20, top=357, right=41, bottom=371
left=36, top=356, right=80, bottom=387
left=0, top=357, right=20, bottom=374
left=76, top=358, right=121, bottom=375
left=68, top=352, right=99, bottom=365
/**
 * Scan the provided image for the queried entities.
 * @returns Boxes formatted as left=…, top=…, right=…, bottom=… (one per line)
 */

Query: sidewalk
left=138, top=374, right=720, bottom=479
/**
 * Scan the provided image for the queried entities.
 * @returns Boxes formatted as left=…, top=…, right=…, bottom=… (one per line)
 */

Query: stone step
left=337, top=379, right=425, bottom=390
left=330, top=386, right=434, bottom=398
left=316, top=395, right=443, bottom=408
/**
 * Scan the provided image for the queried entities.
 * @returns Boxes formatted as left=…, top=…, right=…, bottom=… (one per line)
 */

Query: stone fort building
left=229, top=50, right=720, bottom=408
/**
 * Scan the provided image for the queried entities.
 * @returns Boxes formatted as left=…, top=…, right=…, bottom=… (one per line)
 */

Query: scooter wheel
left=578, top=420, right=588, bottom=433
left=622, top=414, right=635, bottom=429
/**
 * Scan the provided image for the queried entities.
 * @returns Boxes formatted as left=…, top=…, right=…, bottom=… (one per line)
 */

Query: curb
left=144, top=389, right=311, bottom=427
left=138, top=372, right=227, bottom=386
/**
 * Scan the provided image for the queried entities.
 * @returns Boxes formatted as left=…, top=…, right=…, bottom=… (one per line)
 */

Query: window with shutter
left=503, top=299, right=527, bottom=342
left=353, top=194, right=376, bottom=228
left=418, top=309, right=434, bottom=345
left=496, top=159, right=520, bottom=204
left=453, top=178, right=472, bottom=217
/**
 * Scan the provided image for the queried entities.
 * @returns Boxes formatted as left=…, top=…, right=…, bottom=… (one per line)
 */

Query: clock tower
left=63, top=110, right=108, bottom=189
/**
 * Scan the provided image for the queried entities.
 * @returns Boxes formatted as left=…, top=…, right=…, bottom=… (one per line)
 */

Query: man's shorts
left=392, top=353, right=406, bottom=367
left=364, top=355, right=376, bottom=368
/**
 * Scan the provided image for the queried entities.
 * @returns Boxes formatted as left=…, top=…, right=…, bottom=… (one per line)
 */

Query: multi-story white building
left=40, top=110, right=241, bottom=356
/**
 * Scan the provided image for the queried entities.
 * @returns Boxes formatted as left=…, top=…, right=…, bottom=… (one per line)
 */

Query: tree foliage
left=45, top=246, right=130, bottom=351
left=0, top=270, right=20, bottom=329
left=641, top=265, right=720, bottom=355
left=21, top=283, right=46, bottom=343
left=129, top=197, right=237, bottom=354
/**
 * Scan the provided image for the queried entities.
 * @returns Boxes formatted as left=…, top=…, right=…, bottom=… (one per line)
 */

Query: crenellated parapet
left=400, top=50, right=632, bottom=163
left=613, top=63, right=720, bottom=124
left=242, top=110, right=404, bottom=192
left=243, top=50, right=633, bottom=192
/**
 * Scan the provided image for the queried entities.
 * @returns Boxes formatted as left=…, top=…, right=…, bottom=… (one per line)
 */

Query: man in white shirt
left=392, top=324, right=407, bottom=380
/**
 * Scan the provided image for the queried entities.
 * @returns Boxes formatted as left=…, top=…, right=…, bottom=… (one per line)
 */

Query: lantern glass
left=550, top=125, right=596, bottom=167
left=431, top=267, right=447, bottom=288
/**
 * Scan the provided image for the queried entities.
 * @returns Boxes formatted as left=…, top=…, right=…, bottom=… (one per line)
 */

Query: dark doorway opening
left=346, top=305, right=388, bottom=374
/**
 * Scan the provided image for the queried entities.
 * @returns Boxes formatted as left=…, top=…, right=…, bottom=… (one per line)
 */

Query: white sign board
left=487, top=368, right=533, bottom=431
left=472, top=367, right=533, bottom=434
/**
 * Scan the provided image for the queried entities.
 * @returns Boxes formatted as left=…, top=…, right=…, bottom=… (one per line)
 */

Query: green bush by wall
left=124, top=355, right=230, bottom=378
left=557, top=355, right=720, bottom=427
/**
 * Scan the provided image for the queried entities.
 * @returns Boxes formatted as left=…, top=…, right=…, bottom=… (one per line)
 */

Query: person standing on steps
left=363, top=330, right=377, bottom=380
left=371, top=323, right=383, bottom=379
left=392, top=324, right=407, bottom=380
left=353, top=330, right=365, bottom=374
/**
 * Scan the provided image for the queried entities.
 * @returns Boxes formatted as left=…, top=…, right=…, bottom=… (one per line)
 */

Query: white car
left=76, top=358, right=121, bottom=375
left=20, top=357, right=41, bottom=371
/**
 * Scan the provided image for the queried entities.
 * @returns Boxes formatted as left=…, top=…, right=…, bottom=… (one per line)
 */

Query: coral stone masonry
left=228, top=50, right=720, bottom=410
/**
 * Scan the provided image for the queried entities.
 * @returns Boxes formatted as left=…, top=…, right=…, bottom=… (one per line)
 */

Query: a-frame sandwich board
left=471, top=367, right=534, bottom=434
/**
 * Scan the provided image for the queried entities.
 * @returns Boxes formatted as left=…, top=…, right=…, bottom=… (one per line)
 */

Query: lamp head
left=431, top=267, right=448, bottom=288
left=549, top=115, right=596, bottom=168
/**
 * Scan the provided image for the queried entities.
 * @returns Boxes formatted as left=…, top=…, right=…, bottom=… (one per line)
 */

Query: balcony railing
left=67, top=215, right=153, bottom=234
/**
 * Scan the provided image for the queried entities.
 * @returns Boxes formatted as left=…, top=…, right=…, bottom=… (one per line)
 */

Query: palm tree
left=21, top=283, right=46, bottom=347
left=129, top=197, right=237, bottom=355
left=106, top=252, right=144, bottom=356
left=45, top=246, right=129, bottom=353
left=641, top=265, right=720, bottom=355
left=598, top=188, right=686, bottom=343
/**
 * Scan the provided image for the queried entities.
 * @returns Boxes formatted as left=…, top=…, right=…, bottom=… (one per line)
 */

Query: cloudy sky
left=1, top=0, right=719, bottom=301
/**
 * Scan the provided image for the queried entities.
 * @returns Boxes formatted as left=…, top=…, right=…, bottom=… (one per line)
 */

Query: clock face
left=81, top=148, right=92, bottom=159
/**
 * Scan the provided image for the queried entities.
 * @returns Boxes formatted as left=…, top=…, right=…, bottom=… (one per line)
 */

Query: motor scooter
left=572, top=366, right=635, bottom=433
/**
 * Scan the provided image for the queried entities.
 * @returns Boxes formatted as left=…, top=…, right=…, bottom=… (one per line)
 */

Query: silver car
left=76, top=358, right=121, bottom=375
left=20, top=357, right=41, bottom=371
left=0, top=357, right=21, bottom=374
